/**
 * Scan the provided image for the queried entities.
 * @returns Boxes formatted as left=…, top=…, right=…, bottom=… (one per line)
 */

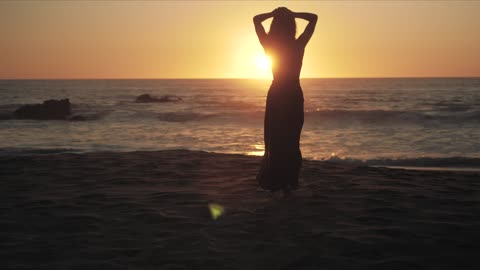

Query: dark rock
left=68, top=115, right=86, bottom=121
left=135, top=94, right=182, bottom=103
left=14, top=99, right=71, bottom=120
left=0, top=113, right=13, bottom=120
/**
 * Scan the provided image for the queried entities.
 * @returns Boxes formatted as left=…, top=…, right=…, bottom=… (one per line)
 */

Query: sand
left=1, top=150, right=479, bottom=269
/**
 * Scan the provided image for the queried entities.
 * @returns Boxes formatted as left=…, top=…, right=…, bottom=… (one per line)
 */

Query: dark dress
left=257, top=79, right=304, bottom=191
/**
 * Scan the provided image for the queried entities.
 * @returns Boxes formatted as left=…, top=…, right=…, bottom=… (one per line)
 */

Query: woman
left=254, top=7, right=317, bottom=197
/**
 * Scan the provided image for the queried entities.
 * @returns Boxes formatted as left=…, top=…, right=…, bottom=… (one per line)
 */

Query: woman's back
left=266, top=41, right=305, bottom=81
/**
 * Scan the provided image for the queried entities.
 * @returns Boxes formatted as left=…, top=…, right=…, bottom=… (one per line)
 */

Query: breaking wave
left=157, top=112, right=217, bottom=122
left=325, top=155, right=480, bottom=169
left=303, top=109, right=480, bottom=125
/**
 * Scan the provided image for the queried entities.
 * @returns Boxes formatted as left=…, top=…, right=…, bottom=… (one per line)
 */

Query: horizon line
left=1, top=76, right=480, bottom=80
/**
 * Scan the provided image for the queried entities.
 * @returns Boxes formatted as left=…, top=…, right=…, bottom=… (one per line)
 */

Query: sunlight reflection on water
left=246, top=144, right=264, bottom=156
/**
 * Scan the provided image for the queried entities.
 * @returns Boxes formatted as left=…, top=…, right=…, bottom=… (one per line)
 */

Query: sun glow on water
left=247, top=144, right=265, bottom=156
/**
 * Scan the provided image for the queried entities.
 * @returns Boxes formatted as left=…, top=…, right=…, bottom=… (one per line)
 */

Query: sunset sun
left=255, top=53, right=272, bottom=73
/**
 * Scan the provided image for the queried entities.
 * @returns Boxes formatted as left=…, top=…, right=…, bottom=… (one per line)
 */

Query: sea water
left=1, top=78, right=479, bottom=168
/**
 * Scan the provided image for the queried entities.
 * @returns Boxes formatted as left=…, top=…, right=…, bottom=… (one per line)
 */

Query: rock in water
left=135, top=94, right=182, bottom=103
left=68, top=115, right=86, bottom=121
left=14, top=99, right=71, bottom=120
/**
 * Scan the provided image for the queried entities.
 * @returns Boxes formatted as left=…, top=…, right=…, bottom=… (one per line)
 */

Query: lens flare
left=208, top=203, right=225, bottom=220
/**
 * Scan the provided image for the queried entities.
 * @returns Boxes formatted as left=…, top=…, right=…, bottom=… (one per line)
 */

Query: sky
left=1, top=1, right=479, bottom=79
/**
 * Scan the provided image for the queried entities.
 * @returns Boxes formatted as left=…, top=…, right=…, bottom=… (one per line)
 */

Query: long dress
left=257, top=79, right=304, bottom=191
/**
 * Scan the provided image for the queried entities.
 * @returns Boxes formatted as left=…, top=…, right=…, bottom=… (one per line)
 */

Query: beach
left=2, top=0, right=480, bottom=268
left=2, top=150, right=479, bottom=269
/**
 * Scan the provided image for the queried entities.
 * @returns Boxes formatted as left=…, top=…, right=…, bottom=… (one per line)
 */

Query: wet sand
left=1, top=150, right=479, bottom=269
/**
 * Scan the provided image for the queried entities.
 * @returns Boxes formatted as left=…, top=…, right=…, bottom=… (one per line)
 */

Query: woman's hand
left=253, top=11, right=274, bottom=24
left=253, top=11, right=275, bottom=47
left=293, top=12, right=318, bottom=22
left=294, top=12, right=318, bottom=46
left=273, top=7, right=293, bottom=17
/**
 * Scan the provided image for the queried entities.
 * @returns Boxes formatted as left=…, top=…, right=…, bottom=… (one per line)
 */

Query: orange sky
left=1, top=1, right=479, bottom=79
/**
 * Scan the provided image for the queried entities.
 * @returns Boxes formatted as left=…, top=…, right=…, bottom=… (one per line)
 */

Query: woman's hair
left=269, top=9, right=296, bottom=41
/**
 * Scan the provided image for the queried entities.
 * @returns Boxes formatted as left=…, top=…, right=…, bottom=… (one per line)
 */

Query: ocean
left=1, top=78, right=479, bottom=168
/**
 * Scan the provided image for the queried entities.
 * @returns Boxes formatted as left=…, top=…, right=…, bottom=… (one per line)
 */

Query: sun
left=254, top=53, right=272, bottom=73
left=256, top=54, right=271, bottom=70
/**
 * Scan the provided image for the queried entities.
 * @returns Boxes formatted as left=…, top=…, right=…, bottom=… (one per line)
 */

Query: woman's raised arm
left=295, top=12, right=318, bottom=46
left=253, top=11, right=274, bottom=47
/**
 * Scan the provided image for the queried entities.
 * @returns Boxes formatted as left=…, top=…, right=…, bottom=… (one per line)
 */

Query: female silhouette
left=254, top=7, right=317, bottom=197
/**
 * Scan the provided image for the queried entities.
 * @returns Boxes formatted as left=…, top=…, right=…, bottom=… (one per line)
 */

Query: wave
left=2, top=147, right=480, bottom=171
left=188, top=99, right=263, bottom=111
left=157, top=112, right=217, bottom=122
left=3, top=100, right=480, bottom=125
left=0, top=147, right=80, bottom=156
left=155, top=109, right=480, bottom=125
left=0, top=104, right=22, bottom=120
left=324, top=155, right=480, bottom=168
left=431, top=102, right=473, bottom=112
left=304, top=109, right=480, bottom=125
left=0, top=103, right=112, bottom=121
